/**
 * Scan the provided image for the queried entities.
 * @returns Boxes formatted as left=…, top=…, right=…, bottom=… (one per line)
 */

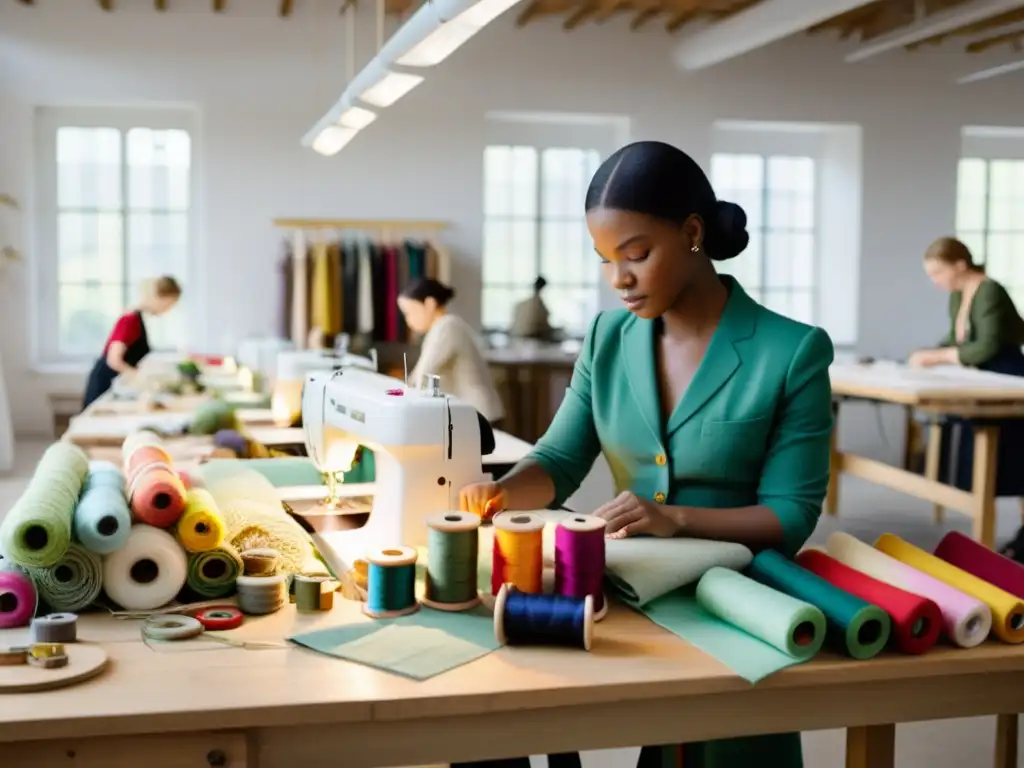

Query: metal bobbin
left=30, top=613, right=78, bottom=644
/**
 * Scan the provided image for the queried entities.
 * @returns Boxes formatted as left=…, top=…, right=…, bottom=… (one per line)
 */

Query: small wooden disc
left=366, top=546, right=418, bottom=568
left=492, top=512, right=545, bottom=534
left=0, top=644, right=108, bottom=693
left=426, top=511, right=481, bottom=533
left=558, top=514, right=607, bottom=534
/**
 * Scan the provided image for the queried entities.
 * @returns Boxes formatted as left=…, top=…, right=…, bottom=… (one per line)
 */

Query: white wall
left=2, top=0, right=1024, bottom=440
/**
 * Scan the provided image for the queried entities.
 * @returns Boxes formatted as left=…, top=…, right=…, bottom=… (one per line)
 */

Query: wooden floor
left=1, top=440, right=1022, bottom=767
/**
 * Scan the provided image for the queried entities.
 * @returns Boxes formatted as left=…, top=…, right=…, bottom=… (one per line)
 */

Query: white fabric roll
left=102, top=524, right=188, bottom=611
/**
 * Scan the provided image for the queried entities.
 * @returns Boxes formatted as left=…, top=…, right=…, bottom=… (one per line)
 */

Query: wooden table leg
left=827, top=402, right=841, bottom=516
left=846, top=724, right=895, bottom=768
left=925, top=421, right=945, bottom=524
left=970, top=425, right=1000, bottom=548
left=995, top=713, right=1018, bottom=768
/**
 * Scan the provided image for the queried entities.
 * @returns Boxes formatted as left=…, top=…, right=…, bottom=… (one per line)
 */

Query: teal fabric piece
left=640, top=590, right=807, bottom=684
left=229, top=458, right=324, bottom=487
left=288, top=604, right=498, bottom=680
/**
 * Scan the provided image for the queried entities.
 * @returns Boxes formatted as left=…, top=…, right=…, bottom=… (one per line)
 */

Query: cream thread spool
left=236, top=573, right=289, bottom=616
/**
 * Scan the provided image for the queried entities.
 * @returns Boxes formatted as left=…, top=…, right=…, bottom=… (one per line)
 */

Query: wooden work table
left=2, top=600, right=1024, bottom=768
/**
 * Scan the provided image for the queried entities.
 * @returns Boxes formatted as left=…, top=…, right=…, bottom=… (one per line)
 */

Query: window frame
left=481, top=143, right=602, bottom=336
left=32, top=105, right=199, bottom=370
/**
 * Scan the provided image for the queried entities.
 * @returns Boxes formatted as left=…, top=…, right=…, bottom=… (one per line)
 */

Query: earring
left=691, top=244, right=700, bottom=253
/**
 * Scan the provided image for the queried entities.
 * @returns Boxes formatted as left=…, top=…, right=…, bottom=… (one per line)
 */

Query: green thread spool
left=295, top=575, right=334, bottom=612
left=422, top=512, right=481, bottom=612
left=363, top=546, right=419, bottom=619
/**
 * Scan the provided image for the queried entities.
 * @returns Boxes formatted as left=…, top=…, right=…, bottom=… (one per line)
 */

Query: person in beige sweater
left=398, top=278, right=505, bottom=425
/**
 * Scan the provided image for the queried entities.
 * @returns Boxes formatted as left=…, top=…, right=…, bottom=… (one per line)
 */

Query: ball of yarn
left=190, top=401, right=238, bottom=436
left=27, top=542, right=103, bottom=612
left=0, top=442, right=88, bottom=568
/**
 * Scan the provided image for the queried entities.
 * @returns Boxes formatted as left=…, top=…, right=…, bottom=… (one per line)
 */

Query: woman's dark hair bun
left=401, top=278, right=455, bottom=306
left=704, top=200, right=749, bottom=262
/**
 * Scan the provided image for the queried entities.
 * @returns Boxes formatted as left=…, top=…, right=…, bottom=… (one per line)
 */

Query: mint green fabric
left=527, top=277, right=834, bottom=557
left=288, top=604, right=498, bottom=680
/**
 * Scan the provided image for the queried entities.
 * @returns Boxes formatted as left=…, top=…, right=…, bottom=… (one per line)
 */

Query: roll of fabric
left=128, top=464, right=187, bottom=528
left=102, top=524, right=188, bottom=611
left=748, top=549, right=891, bottom=660
left=934, top=531, right=1024, bottom=600
left=190, top=401, right=238, bottom=436
left=175, top=488, right=226, bottom=553
left=125, top=444, right=173, bottom=480
left=27, top=543, right=103, bottom=612
left=121, top=430, right=163, bottom=469
left=74, top=472, right=132, bottom=556
left=0, top=557, right=37, bottom=629
left=0, top=442, right=88, bottom=568
left=876, top=533, right=1024, bottom=644
left=186, top=545, right=243, bottom=598
left=796, top=549, right=942, bottom=654
left=826, top=532, right=991, bottom=648
left=84, top=461, right=125, bottom=492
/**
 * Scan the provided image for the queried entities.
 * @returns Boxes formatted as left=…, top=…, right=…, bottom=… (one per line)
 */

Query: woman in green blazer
left=459, top=141, right=835, bottom=768
left=910, top=237, right=1024, bottom=561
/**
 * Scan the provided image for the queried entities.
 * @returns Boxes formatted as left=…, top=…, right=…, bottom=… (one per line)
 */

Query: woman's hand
left=593, top=491, right=681, bottom=539
left=459, top=481, right=506, bottom=521
left=909, top=348, right=958, bottom=368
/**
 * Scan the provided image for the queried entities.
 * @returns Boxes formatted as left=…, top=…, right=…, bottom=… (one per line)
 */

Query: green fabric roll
left=187, top=545, right=243, bottom=598
left=190, top=400, right=238, bottom=435
left=747, top=549, right=891, bottom=660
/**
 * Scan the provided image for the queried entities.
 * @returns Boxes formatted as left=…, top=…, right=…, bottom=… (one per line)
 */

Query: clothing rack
left=273, top=217, right=451, bottom=350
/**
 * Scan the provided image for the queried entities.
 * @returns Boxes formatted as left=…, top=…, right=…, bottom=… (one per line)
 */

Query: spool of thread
left=195, top=606, right=244, bottom=630
left=121, top=430, right=163, bottom=467
left=236, top=573, right=289, bottom=615
left=102, top=524, right=189, bottom=611
left=27, top=543, right=103, bottom=612
left=186, top=545, right=243, bottom=599
left=796, top=549, right=942, bottom=655
left=175, top=488, right=226, bottom=553
left=84, top=461, right=125, bottom=492
left=827, top=531, right=992, bottom=649
left=127, top=464, right=187, bottom=528
left=125, top=444, right=173, bottom=481
left=934, top=531, right=1024, bottom=600
left=494, top=584, right=594, bottom=651
left=29, top=613, right=78, bottom=644
left=241, top=548, right=281, bottom=576
left=491, top=512, right=545, bottom=596
left=364, top=546, right=419, bottom=619
left=0, top=567, right=37, bottom=629
left=554, top=514, right=607, bottom=621
left=74, top=480, right=132, bottom=555
left=143, top=614, right=204, bottom=641
left=423, top=512, right=481, bottom=612
left=876, top=533, right=1024, bottom=644
left=0, top=442, right=88, bottom=568
left=294, top=575, right=335, bottom=612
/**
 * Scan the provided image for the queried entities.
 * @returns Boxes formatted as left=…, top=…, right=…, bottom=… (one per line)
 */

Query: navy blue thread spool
left=363, top=546, right=420, bottom=619
left=494, top=583, right=594, bottom=651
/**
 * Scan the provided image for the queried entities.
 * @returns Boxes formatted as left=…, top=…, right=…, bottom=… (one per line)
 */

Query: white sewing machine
left=301, top=367, right=486, bottom=576
left=272, top=347, right=378, bottom=427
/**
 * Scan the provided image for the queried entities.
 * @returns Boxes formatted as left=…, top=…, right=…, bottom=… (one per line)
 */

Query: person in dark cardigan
left=909, top=237, right=1024, bottom=560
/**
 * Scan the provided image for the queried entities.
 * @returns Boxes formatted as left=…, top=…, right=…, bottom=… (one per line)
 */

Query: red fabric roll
left=795, top=549, right=942, bottom=655
left=128, top=465, right=187, bottom=528
left=935, top=531, right=1024, bottom=600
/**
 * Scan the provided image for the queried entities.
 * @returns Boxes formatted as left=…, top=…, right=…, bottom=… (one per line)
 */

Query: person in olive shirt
left=910, top=237, right=1024, bottom=561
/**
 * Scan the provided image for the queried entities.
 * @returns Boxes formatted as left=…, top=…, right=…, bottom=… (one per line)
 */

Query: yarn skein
left=186, top=545, right=244, bottom=599
left=27, top=543, right=103, bottom=613
left=0, top=442, right=88, bottom=568
left=176, top=488, right=226, bottom=553
left=74, top=466, right=132, bottom=555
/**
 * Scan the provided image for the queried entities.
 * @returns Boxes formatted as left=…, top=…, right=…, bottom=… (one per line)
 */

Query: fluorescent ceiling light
left=438, top=0, right=522, bottom=27
left=311, top=126, right=360, bottom=156
left=957, top=58, right=1024, bottom=84
left=397, top=22, right=481, bottom=66
left=846, top=0, right=1024, bottom=63
left=346, top=60, right=424, bottom=107
left=338, top=104, right=377, bottom=130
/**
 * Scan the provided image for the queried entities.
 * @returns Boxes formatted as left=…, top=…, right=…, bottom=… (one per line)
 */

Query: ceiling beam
left=564, top=3, right=597, bottom=29
left=630, top=7, right=657, bottom=28
left=967, top=22, right=1024, bottom=51
left=674, top=0, right=874, bottom=71
left=846, top=0, right=1024, bottom=62
left=516, top=1, right=542, bottom=26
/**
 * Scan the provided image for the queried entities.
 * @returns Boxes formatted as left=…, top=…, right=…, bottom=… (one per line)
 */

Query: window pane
left=990, top=160, right=1019, bottom=198
left=711, top=153, right=764, bottom=192
left=789, top=290, right=814, bottom=325
left=127, top=128, right=191, bottom=211
left=958, top=158, right=988, bottom=197
left=483, top=220, right=512, bottom=284
left=729, top=228, right=762, bottom=290
left=484, top=146, right=513, bottom=217
left=547, top=286, right=598, bottom=336
left=768, top=156, right=814, bottom=193
left=986, top=233, right=1013, bottom=284
left=762, top=290, right=790, bottom=317
left=126, top=212, right=189, bottom=287
left=145, top=302, right=186, bottom=352
left=790, top=233, right=815, bottom=289
left=511, top=220, right=538, bottom=285
left=959, top=231, right=987, bottom=263
left=57, top=127, right=122, bottom=210
left=482, top=285, right=530, bottom=331
left=58, top=212, right=124, bottom=283
left=59, top=283, right=124, bottom=357
left=764, top=232, right=792, bottom=289
left=541, top=220, right=585, bottom=285
left=542, top=148, right=590, bottom=219
left=510, top=146, right=538, bottom=218
left=990, top=195, right=1017, bottom=230
left=767, top=191, right=794, bottom=229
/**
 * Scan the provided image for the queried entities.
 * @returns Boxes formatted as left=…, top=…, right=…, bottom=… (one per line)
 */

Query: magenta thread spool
left=554, top=514, right=608, bottom=621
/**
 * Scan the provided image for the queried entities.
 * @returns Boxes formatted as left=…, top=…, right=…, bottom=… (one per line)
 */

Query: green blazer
left=529, top=276, right=835, bottom=557
left=937, top=278, right=1024, bottom=367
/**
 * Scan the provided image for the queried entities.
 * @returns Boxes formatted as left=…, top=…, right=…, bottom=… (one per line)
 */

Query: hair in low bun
left=703, top=200, right=749, bottom=262
left=401, top=278, right=456, bottom=307
left=585, top=140, right=751, bottom=262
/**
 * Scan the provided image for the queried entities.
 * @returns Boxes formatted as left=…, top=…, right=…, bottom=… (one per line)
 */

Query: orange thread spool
left=128, top=465, right=187, bottom=528
left=491, top=512, right=545, bottom=595
left=126, top=445, right=173, bottom=482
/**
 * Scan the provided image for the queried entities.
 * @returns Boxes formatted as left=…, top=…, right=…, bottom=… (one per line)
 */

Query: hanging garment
left=370, top=242, right=387, bottom=342
left=384, top=246, right=399, bottom=342
left=408, top=241, right=427, bottom=281
left=425, top=242, right=438, bottom=280
left=357, top=239, right=374, bottom=336
left=278, top=244, right=293, bottom=341
left=290, top=230, right=309, bottom=349
left=309, top=240, right=334, bottom=338
left=396, top=240, right=411, bottom=342
left=342, top=240, right=360, bottom=334
left=328, top=241, right=343, bottom=336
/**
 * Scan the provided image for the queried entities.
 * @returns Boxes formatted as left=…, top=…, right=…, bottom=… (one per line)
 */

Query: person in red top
left=83, top=276, right=183, bottom=408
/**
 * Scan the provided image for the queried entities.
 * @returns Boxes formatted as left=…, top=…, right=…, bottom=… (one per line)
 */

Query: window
left=34, top=107, right=194, bottom=365
left=482, top=145, right=602, bottom=335
left=956, top=158, right=1024, bottom=311
left=710, top=153, right=817, bottom=325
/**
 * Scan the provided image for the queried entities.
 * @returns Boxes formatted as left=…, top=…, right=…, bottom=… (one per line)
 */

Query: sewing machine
left=272, top=347, right=378, bottom=427
left=301, top=367, right=487, bottom=575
